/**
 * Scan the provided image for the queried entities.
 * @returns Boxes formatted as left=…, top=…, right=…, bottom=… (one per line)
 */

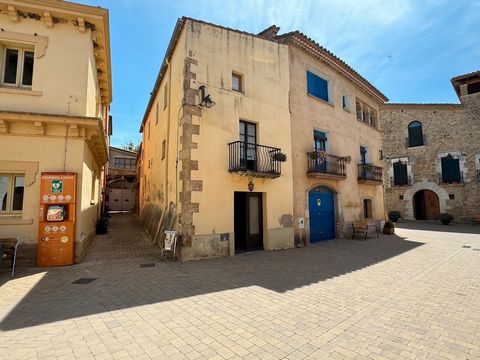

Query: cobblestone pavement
left=1, top=216, right=479, bottom=360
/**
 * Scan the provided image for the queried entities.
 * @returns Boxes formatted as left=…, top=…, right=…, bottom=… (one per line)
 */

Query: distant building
left=381, top=71, right=480, bottom=222
left=0, top=0, right=112, bottom=263
left=107, top=146, right=137, bottom=212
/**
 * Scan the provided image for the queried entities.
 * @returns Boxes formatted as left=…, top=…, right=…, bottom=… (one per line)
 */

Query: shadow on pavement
left=0, top=230, right=423, bottom=331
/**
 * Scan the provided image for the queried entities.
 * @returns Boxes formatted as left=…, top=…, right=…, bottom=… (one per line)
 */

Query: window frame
left=392, top=160, right=408, bottom=186
left=232, top=72, right=243, bottom=93
left=1, top=47, right=34, bottom=88
left=0, top=173, right=25, bottom=214
left=363, top=198, right=373, bottom=219
left=408, top=121, right=424, bottom=147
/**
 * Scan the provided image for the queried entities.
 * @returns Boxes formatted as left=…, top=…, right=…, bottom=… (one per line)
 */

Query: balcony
left=228, top=141, right=282, bottom=178
left=390, top=175, right=413, bottom=187
left=358, top=164, right=383, bottom=185
left=307, top=152, right=348, bottom=180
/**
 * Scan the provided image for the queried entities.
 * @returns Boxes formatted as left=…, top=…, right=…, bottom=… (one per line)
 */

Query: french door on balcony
left=314, top=130, right=327, bottom=172
left=360, top=146, right=367, bottom=178
left=239, top=121, right=256, bottom=171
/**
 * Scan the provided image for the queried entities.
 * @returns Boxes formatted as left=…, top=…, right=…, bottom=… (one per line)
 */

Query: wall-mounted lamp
left=248, top=176, right=254, bottom=192
left=199, top=85, right=216, bottom=108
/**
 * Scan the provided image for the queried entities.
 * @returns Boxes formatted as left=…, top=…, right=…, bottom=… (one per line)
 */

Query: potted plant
left=440, top=213, right=453, bottom=225
left=383, top=221, right=395, bottom=235
left=388, top=211, right=401, bottom=223
left=96, top=217, right=109, bottom=234
left=308, top=151, right=327, bottom=160
left=272, top=152, right=287, bottom=162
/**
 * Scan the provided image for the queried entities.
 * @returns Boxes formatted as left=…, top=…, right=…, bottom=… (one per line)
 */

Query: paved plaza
left=1, top=214, right=480, bottom=360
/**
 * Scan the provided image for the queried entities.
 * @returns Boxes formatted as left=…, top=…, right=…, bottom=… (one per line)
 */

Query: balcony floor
left=307, top=171, right=347, bottom=181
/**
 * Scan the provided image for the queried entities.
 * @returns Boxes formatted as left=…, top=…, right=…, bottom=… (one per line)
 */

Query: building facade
left=381, top=72, right=480, bottom=222
left=0, top=0, right=112, bottom=264
left=139, top=18, right=390, bottom=260
left=139, top=18, right=294, bottom=260
left=270, top=30, right=388, bottom=244
left=107, top=146, right=137, bottom=212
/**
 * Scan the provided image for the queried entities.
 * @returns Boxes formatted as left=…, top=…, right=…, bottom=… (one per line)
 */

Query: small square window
left=232, top=73, right=243, bottom=92
left=399, top=195, right=404, bottom=200
left=449, top=194, right=454, bottom=200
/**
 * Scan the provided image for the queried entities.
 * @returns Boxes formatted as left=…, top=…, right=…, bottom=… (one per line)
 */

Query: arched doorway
left=413, top=189, right=440, bottom=220
left=308, top=186, right=335, bottom=242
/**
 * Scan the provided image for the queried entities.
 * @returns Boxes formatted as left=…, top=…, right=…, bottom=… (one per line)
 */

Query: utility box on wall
left=37, top=172, right=77, bottom=267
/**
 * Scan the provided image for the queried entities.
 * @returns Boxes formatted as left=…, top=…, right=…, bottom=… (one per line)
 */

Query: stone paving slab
left=1, top=215, right=479, bottom=359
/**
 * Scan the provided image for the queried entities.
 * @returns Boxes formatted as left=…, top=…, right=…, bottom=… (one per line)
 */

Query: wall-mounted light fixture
left=248, top=176, right=254, bottom=192
left=198, top=85, right=216, bottom=108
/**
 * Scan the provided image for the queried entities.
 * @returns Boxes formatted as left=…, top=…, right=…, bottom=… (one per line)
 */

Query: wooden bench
left=0, top=238, right=19, bottom=277
left=352, top=221, right=379, bottom=240
left=473, top=215, right=480, bottom=226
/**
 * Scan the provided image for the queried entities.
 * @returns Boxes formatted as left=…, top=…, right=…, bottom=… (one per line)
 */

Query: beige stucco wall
left=140, top=20, right=295, bottom=260
left=140, top=26, right=187, bottom=238
left=0, top=130, right=99, bottom=263
left=0, top=16, right=100, bottom=118
left=381, top=93, right=480, bottom=222
left=185, top=21, right=294, bottom=259
left=288, top=45, right=385, bottom=243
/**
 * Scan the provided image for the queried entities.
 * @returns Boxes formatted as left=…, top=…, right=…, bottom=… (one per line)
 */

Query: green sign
left=51, top=180, right=63, bottom=193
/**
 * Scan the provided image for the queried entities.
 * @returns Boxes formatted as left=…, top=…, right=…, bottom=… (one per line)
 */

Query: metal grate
left=71, top=278, right=97, bottom=284
left=139, top=263, right=156, bottom=268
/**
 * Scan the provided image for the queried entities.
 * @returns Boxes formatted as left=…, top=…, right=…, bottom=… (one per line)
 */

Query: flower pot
left=383, top=227, right=395, bottom=235
left=441, top=219, right=451, bottom=225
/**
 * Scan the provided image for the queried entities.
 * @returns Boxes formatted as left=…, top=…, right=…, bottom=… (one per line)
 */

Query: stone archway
left=403, top=181, right=449, bottom=220
left=413, top=189, right=440, bottom=220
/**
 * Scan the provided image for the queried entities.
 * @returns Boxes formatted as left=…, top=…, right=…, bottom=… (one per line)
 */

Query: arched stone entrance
left=413, top=189, right=440, bottom=220
left=403, top=181, right=449, bottom=220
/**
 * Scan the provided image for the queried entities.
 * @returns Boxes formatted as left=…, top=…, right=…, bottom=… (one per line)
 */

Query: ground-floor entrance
left=413, top=189, right=440, bottom=220
left=108, top=179, right=135, bottom=212
left=309, top=186, right=335, bottom=242
left=234, top=192, right=263, bottom=253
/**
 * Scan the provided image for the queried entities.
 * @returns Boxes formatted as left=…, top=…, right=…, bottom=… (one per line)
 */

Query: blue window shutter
left=307, top=71, right=329, bottom=102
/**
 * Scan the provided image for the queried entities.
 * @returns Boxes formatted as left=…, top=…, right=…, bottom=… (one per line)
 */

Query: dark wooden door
left=424, top=190, right=440, bottom=220
left=413, top=190, right=426, bottom=220
left=234, top=192, right=263, bottom=253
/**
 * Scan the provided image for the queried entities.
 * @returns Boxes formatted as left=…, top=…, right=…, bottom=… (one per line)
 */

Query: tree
left=121, top=141, right=140, bottom=153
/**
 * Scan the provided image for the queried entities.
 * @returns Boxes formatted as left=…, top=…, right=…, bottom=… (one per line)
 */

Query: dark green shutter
left=393, top=163, right=408, bottom=185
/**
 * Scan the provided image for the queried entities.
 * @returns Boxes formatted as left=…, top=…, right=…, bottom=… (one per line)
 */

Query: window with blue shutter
left=441, top=154, right=461, bottom=183
left=307, top=71, right=329, bottom=102
left=408, top=121, right=424, bottom=147
left=393, top=161, right=408, bottom=186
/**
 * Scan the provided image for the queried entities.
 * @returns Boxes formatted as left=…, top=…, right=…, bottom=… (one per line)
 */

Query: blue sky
left=79, top=0, right=479, bottom=148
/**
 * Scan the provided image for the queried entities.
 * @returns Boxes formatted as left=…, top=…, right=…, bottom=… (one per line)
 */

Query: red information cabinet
left=37, top=172, right=77, bottom=267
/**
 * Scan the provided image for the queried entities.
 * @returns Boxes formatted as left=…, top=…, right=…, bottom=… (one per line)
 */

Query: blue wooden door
left=309, top=190, right=335, bottom=242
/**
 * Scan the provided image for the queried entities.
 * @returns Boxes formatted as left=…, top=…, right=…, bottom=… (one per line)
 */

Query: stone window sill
left=0, top=86, right=42, bottom=96
left=0, top=216, right=33, bottom=225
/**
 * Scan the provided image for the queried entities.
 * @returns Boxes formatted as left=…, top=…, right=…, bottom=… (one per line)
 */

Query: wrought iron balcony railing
left=307, top=152, right=347, bottom=178
left=358, top=163, right=383, bottom=183
left=228, top=141, right=282, bottom=178
left=390, top=175, right=412, bottom=187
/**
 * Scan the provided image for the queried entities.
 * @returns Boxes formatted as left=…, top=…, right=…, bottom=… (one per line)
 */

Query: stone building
left=381, top=71, right=480, bottom=222
left=0, top=0, right=112, bottom=263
